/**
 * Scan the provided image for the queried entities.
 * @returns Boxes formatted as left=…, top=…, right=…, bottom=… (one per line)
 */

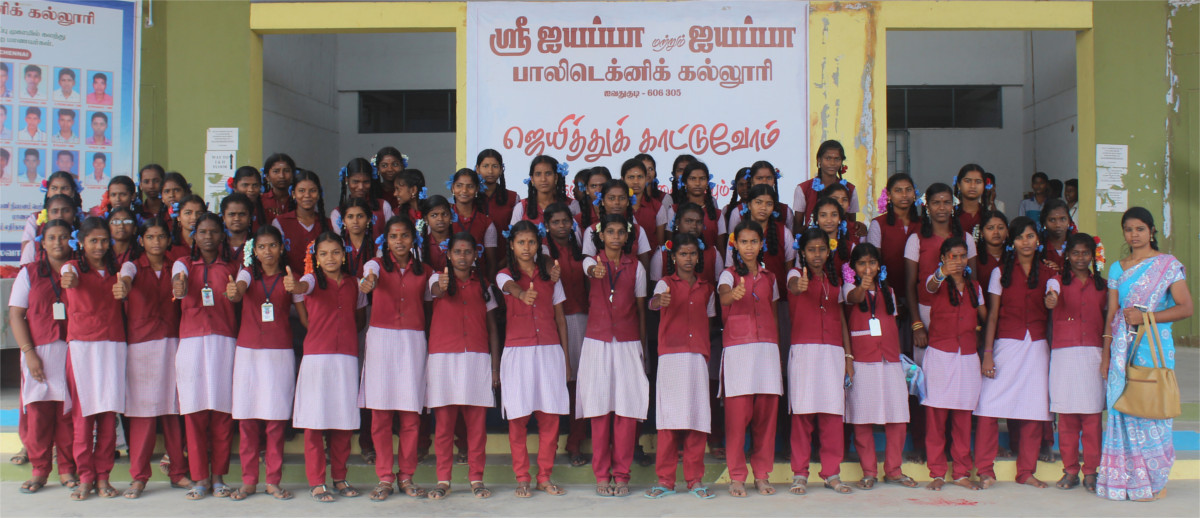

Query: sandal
left=230, top=485, right=256, bottom=501
left=470, top=481, right=492, bottom=499
left=265, top=484, right=294, bottom=500
left=884, top=474, right=919, bottom=488
left=1082, top=474, right=1098, bottom=494
left=212, top=482, right=232, bottom=498
left=333, top=480, right=360, bottom=498
left=569, top=452, right=589, bottom=467
left=427, top=482, right=451, bottom=500
left=538, top=480, right=567, bottom=496
left=369, top=481, right=394, bottom=502
left=789, top=476, right=808, bottom=495
left=595, top=481, right=614, bottom=497
left=361, top=449, right=376, bottom=465
left=123, top=480, right=146, bottom=499
left=399, top=479, right=425, bottom=498
left=729, top=480, right=748, bottom=498
left=455, top=452, right=469, bottom=465
left=10, top=447, right=29, bottom=465
left=71, top=481, right=95, bottom=501
left=159, top=454, right=171, bottom=475
left=96, top=480, right=120, bottom=498
left=59, top=473, right=80, bottom=488
left=309, top=485, right=335, bottom=503
left=19, top=478, right=47, bottom=494
left=688, top=485, right=717, bottom=499
left=644, top=485, right=676, bottom=499
left=515, top=481, right=533, bottom=498
left=826, top=475, right=854, bottom=494
left=754, top=478, right=775, bottom=496
left=613, top=481, right=631, bottom=497
left=185, top=484, right=208, bottom=501
left=1056, top=473, right=1080, bottom=490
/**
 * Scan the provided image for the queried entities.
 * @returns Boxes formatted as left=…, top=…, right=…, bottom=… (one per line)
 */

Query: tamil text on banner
left=0, top=0, right=140, bottom=266
left=466, top=0, right=808, bottom=205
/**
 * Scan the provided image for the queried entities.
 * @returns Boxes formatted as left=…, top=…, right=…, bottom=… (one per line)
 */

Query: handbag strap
left=1128, top=310, right=1165, bottom=369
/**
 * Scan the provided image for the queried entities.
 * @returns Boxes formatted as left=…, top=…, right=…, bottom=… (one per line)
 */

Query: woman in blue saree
left=1097, top=207, right=1192, bottom=501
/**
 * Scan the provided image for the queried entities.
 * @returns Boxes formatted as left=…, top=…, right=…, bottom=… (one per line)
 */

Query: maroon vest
left=721, top=267, right=778, bottom=347
left=237, top=270, right=294, bottom=350
left=847, top=287, right=900, bottom=363
left=799, top=178, right=857, bottom=223
left=928, top=280, right=981, bottom=355
left=302, top=275, right=360, bottom=356
left=633, top=198, right=662, bottom=249
left=22, top=264, right=67, bottom=346
left=914, top=233, right=949, bottom=306
left=429, top=275, right=491, bottom=354
left=126, top=256, right=179, bottom=344
left=369, top=258, right=431, bottom=331
left=275, top=211, right=329, bottom=274
left=788, top=271, right=842, bottom=347
left=657, top=274, right=714, bottom=359
left=485, top=189, right=519, bottom=233
left=874, top=214, right=921, bottom=287
left=551, top=241, right=587, bottom=315
left=64, top=261, right=125, bottom=343
left=585, top=254, right=641, bottom=343
left=178, top=257, right=238, bottom=339
left=501, top=268, right=561, bottom=347
left=452, top=207, right=496, bottom=250
left=1050, top=274, right=1107, bottom=349
left=996, top=264, right=1054, bottom=341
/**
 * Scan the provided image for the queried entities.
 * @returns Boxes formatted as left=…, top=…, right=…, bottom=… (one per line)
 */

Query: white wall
left=262, top=34, right=340, bottom=178
left=1023, top=31, right=1078, bottom=194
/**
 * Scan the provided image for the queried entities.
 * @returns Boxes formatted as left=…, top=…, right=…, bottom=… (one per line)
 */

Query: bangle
left=911, top=322, right=925, bottom=331
left=1102, top=334, right=1113, bottom=338
left=20, top=345, right=34, bottom=353
left=844, top=353, right=855, bottom=360
left=933, top=268, right=947, bottom=282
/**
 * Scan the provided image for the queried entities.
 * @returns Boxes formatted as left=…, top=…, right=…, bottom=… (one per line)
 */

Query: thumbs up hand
left=1044, top=289, right=1059, bottom=309
left=112, top=277, right=129, bottom=300
left=590, top=256, right=607, bottom=279
left=225, top=275, right=240, bottom=300
left=283, top=266, right=298, bottom=294
left=731, top=276, right=747, bottom=301
left=549, top=260, right=561, bottom=284
left=438, top=266, right=451, bottom=292
left=791, top=266, right=810, bottom=294
left=657, top=284, right=672, bottom=308
left=172, top=273, right=187, bottom=299
left=61, top=268, right=78, bottom=290
left=520, top=285, right=538, bottom=306
left=359, top=271, right=378, bottom=294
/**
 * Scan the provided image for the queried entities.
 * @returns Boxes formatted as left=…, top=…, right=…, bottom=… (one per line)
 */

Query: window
left=359, top=90, right=455, bottom=133
left=887, top=86, right=1002, bottom=129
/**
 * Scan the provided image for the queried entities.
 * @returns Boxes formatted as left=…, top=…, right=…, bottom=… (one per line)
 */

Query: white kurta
left=844, top=362, right=909, bottom=425
left=499, top=344, right=570, bottom=419
left=68, top=340, right=127, bottom=416
left=125, top=338, right=180, bottom=417
left=655, top=353, right=710, bottom=432
left=175, top=335, right=236, bottom=414
left=974, top=334, right=1051, bottom=421
left=21, top=341, right=71, bottom=414
left=231, top=347, right=296, bottom=421
left=920, top=347, right=981, bottom=411
left=294, top=354, right=361, bottom=430
left=358, top=328, right=426, bottom=412
left=575, top=338, right=650, bottom=419
left=1049, top=346, right=1105, bottom=414
left=787, top=343, right=846, bottom=415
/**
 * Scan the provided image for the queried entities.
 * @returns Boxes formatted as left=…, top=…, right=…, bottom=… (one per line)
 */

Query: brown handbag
left=1113, top=311, right=1181, bottom=420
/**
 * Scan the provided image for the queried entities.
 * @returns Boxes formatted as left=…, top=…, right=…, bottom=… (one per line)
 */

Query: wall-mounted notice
left=1096, top=189, right=1127, bottom=213
left=1096, top=144, right=1128, bottom=168
left=1, top=0, right=141, bottom=266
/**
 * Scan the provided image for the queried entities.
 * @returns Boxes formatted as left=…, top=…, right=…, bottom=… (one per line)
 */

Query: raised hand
left=549, top=260, right=561, bottom=284
left=1044, top=289, right=1059, bottom=309
left=731, top=276, right=747, bottom=301
left=225, top=275, right=239, bottom=300
left=61, top=268, right=78, bottom=290
left=520, top=285, right=538, bottom=306
left=438, top=267, right=451, bottom=292
left=359, top=271, right=378, bottom=294
left=657, top=284, right=672, bottom=308
left=283, top=266, right=298, bottom=294
left=112, top=278, right=130, bottom=300
left=591, top=256, right=607, bottom=279
left=172, top=273, right=187, bottom=299
left=796, top=267, right=810, bottom=293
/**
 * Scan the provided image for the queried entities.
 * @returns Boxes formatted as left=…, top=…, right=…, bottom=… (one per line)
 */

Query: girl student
left=656, top=160, right=721, bottom=249
left=220, top=193, right=254, bottom=261
left=843, top=243, right=918, bottom=491
left=476, top=148, right=520, bottom=237
left=393, top=169, right=427, bottom=222
left=580, top=214, right=651, bottom=497
left=974, top=216, right=1057, bottom=489
left=784, top=228, right=851, bottom=495
left=543, top=202, right=591, bottom=466
left=170, top=213, right=239, bottom=500
left=448, top=167, right=500, bottom=277
left=953, top=164, right=988, bottom=237
left=225, top=225, right=297, bottom=501
left=419, top=195, right=455, bottom=271
left=867, top=173, right=920, bottom=314
left=921, top=237, right=986, bottom=491
left=645, top=233, right=717, bottom=500
left=719, top=219, right=784, bottom=498
left=167, top=195, right=207, bottom=265
left=230, top=165, right=268, bottom=229
left=10, top=220, right=77, bottom=494
left=622, top=157, right=663, bottom=250
left=576, top=166, right=612, bottom=238
left=1040, top=198, right=1074, bottom=271
left=975, top=210, right=1009, bottom=302
left=357, top=216, right=432, bottom=501
left=633, top=152, right=666, bottom=205
left=511, top=154, right=578, bottom=227
left=19, top=194, right=80, bottom=267
left=581, top=179, right=652, bottom=264
left=112, top=217, right=190, bottom=498
left=89, top=175, right=136, bottom=217
left=794, top=140, right=860, bottom=229
left=721, top=160, right=794, bottom=237
left=137, top=163, right=166, bottom=220
left=337, top=197, right=377, bottom=277
left=724, top=184, right=795, bottom=310
left=496, top=220, right=571, bottom=498
left=373, top=146, right=407, bottom=210
left=819, top=182, right=868, bottom=241
left=273, top=170, right=331, bottom=273
left=161, top=172, right=193, bottom=209
left=652, top=203, right=722, bottom=284
left=60, top=216, right=127, bottom=500
left=906, top=183, right=978, bottom=351
left=260, top=153, right=297, bottom=221
left=1044, top=233, right=1107, bottom=492
left=719, top=167, right=752, bottom=254
left=106, top=206, right=138, bottom=272
left=332, top=157, right=393, bottom=236
left=286, top=232, right=367, bottom=503
left=20, top=170, right=83, bottom=265
left=811, top=196, right=854, bottom=277
left=425, top=232, right=501, bottom=500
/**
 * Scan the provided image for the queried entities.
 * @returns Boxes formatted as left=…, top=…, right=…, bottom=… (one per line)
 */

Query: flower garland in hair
left=330, top=211, right=342, bottom=231
left=304, top=240, right=316, bottom=275
left=68, top=230, right=80, bottom=251
left=225, top=177, right=236, bottom=195
left=661, top=239, right=673, bottom=253
left=556, top=162, right=569, bottom=177
left=629, top=187, right=637, bottom=207
left=36, top=209, right=48, bottom=225
left=876, top=189, right=888, bottom=215
left=829, top=237, right=838, bottom=251
left=841, top=262, right=856, bottom=285
left=1094, top=236, right=1106, bottom=271
left=243, top=237, right=255, bottom=267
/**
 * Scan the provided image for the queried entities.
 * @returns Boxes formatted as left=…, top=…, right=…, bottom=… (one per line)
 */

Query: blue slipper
left=688, top=486, right=716, bottom=499
left=643, top=486, right=676, bottom=499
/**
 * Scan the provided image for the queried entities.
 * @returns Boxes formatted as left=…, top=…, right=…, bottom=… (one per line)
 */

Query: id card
left=261, top=302, right=275, bottom=322
left=201, top=287, right=215, bottom=307
left=52, top=302, right=66, bottom=320
left=868, top=317, right=882, bottom=337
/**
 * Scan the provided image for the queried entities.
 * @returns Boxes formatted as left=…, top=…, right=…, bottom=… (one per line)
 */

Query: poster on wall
left=467, top=0, right=808, bottom=205
left=0, top=0, right=140, bottom=266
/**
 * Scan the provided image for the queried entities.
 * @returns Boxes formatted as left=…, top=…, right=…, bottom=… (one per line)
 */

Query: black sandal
left=427, top=483, right=450, bottom=500
left=333, top=480, right=360, bottom=497
left=1056, top=473, right=1080, bottom=490
left=1082, top=474, right=1098, bottom=493
left=470, top=481, right=492, bottom=499
left=369, top=481, right=393, bottom=502
left=310, top=485, right=335, bottom=503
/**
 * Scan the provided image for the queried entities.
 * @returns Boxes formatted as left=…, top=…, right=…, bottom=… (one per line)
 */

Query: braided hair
left=380, top=216, right=423, bottom=275
left=665, top=232, right=705, bottom=277
left=975, top=210, right=1008, bottom=269
left=730, top=219, right=764, bottom=276
left=884, top=173, right=918, bottom=226
left=597, top=178, right=635, bottom=222
left=849, top=243, right=896, bottom=315
left=591, top=213, right=635, bottom=256
left=172, top=195, right=207, bottom=247
left=811, top=196, right=850, bottom=262
left=450, top=167, right=487, bottom=216
left=292, top=169, right=329, bottom=234
left=37, top=194, right=80, bottom=238
left=578, top=167, right=612, bottom=231
left=137, top=216, right=172, bottom=263
left=248, top=224, right=289, bottom=281
left=1000, top=216, right=1043, bottom=289
left=918, top=183, right=963, bottom=239
left=475, top=148, right=509, bottom=211
left=681, top=161, right=720, bottom=221
left=309, top=231, right=350, bottom=290
left=103, top=176, right=136, bottom=213
left=443, top=231, right=495, bottom=303
left=543, top=202, right=583, bottom=262
left=339, top=157, right=385, bottom=211
left=672, top=202, right=707, bottom=246
left=1039, top=198, right=1073, bottom=245
left=189, top=213, right=233, bottom=264
left=794, top=227, right=836, bottom=285
left=524, top=155, right=568, bottom=220
left=162, top=172, right=193, bottom=198
left=721, top=166, right=752, bottom=229
left=620, top=157, right=650, bottom=205
left=815, top=140, right=847, bottom=181
left=420, top=195, right=453, bottom=268
left=633, top=153, right=665, bottom=202
left=374, top=146, right=407, bottom=185
left=939, top=237, right=979, bottom=308
left=1061, top=232, right=1106, bottom=291
left=75, top=216, right=118, bottom=275
left=106, top=205, right=142, bottom=262
left=743, top=184, right=781, bottom=258
left=337, top=197, right=376, bottom=275
left=505, top=220, right=551, bottom=282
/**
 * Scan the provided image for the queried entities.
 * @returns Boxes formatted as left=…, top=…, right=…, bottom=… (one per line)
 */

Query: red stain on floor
left=906, top=497, right=980, bottom=506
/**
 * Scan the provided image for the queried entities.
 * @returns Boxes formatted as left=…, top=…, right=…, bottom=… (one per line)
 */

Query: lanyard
left=261, top=273, right=282, bottom=301
left=866, top=287, right=877, bottom=318
left=50, top=271, right=63, bottom=303
left=201, top=258, right=213, bottom=287
left=605, top=258, right=623, bottom=303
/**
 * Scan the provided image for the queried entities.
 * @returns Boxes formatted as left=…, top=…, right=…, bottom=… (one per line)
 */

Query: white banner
left=1, top=0, right=141, bottom=265
left=467, top=0, right=808, bottom=204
